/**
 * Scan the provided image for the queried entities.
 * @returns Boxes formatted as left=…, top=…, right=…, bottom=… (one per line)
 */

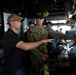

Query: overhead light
left=67, top=12, right=73, bottom=19
left=51, top=20, right=66, bottom=24
left=68, top=14, right=73, bottom=18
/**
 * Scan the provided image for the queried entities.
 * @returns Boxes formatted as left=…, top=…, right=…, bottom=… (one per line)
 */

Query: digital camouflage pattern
left=25, top=25, right=48, bottom=75
left=45, top=27, right=70, bottom=40
left=26, top=25, right=48, bottom=62
left=24, top=25, right=71, bottom=75
left=25, top=25, right=70, bottom=65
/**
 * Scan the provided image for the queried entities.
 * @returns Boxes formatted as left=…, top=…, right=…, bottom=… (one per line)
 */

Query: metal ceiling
left=0, top=0, right=75, bottom=18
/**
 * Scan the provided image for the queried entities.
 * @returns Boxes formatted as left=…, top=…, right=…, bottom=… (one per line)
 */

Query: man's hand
left=40, top=53, right=48, bottom=60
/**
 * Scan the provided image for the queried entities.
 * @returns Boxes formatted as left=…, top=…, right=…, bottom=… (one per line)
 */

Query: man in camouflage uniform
left=25, top=13, right=49, bottom=75
left=24, top=13, right=71, bottom=75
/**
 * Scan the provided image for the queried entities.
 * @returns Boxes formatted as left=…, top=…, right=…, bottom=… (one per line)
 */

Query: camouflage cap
left=7, top=14, right=24, bottom=24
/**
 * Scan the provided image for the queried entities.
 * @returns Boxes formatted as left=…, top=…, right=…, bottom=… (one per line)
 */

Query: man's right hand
left=40, top=53, right=48, bottom=60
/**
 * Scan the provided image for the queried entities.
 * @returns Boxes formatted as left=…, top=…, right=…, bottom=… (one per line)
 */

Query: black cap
left=28, top=21, right=35, bottom=26
left=36, top=13, right=45, bottom=19
left=46, top=22, right=53, bottom=25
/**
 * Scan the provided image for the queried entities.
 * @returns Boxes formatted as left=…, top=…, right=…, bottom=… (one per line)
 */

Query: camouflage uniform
left=45, top=27, right=70, bottom=40
left=26, top=25, right=48, bottom=75
left=25, top=25, right=70, bottom=75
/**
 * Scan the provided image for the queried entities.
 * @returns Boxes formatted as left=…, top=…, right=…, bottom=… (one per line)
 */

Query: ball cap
left=36, top=13, right=45, bottom=19
left=46, top=22, right=53, bottom=25
left=28, top=21, right=35, bottom=25
left=7, top=14, right=24, bottom=24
